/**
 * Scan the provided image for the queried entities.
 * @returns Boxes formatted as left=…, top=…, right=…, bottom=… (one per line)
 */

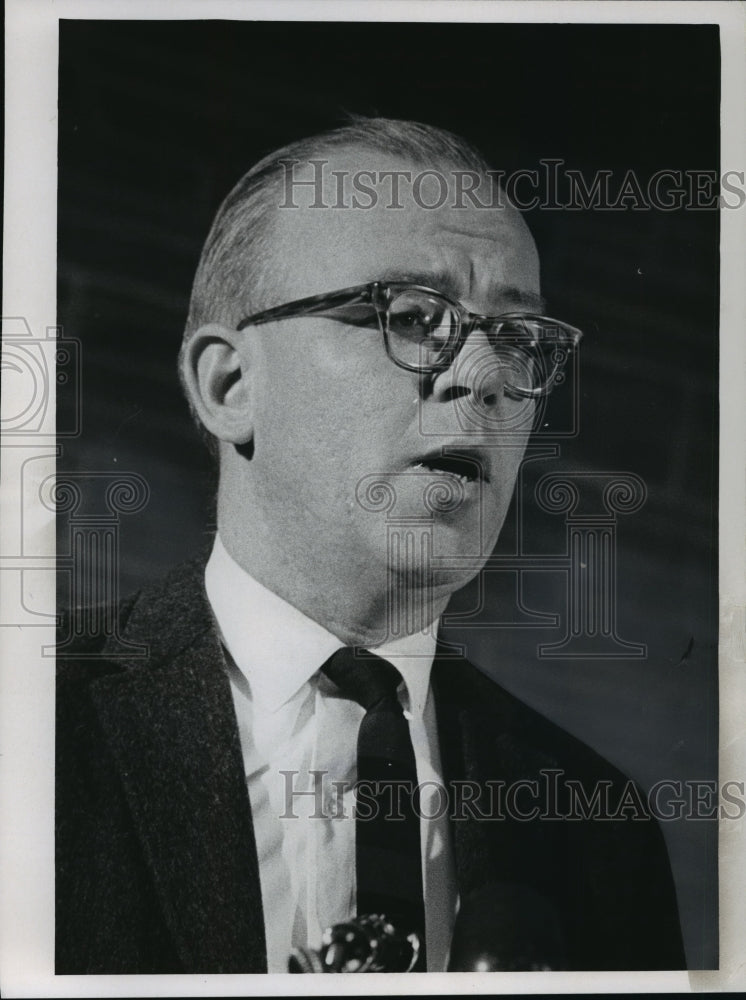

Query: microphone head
left=448, top=882, right=565, bottom=972
left=288, top=914, right=421, bottom=973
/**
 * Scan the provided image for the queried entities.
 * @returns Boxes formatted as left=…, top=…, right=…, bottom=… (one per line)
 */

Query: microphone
left=447, top=882, right=565, bottom=971
left=287, top=885, right=563, bottom=972
left=288, top=914, right=421, bottom=973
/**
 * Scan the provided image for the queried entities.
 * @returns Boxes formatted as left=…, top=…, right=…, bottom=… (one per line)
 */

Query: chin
left=363, top=508, right=500, bottom=603
left=387, top=542, right=491, bottom=595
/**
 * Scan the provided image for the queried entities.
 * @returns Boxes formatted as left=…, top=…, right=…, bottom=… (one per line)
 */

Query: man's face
left=237, top=150, right=541, bottom=613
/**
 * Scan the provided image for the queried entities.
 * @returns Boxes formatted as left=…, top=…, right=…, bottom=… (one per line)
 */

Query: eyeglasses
left=237, top=282, right=583, bottom=399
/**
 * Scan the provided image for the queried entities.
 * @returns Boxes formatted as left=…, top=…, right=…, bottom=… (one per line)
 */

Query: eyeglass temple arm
left=237, top=285, right=375, bottom=330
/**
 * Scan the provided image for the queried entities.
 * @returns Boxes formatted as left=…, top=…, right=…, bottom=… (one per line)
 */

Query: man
left=56, top=117, right=685, bottom=973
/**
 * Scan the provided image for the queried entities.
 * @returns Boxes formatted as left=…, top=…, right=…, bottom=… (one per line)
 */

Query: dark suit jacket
left=56, top=559, right=685, bottom=973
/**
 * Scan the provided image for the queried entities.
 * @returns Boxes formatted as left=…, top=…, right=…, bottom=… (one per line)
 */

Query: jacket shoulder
left=434, top=649, right=628, bottom=783
left=56, top=556, right=211, bottom=680
left=433, top=646, right=686, bottom=969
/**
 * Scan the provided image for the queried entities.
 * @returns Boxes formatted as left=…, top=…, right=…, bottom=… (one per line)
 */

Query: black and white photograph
left=1, top=0, right=745, bottom=994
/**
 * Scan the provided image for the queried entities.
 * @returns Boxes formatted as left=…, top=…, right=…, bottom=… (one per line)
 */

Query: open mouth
left=412, top=451, right=488, bottom=484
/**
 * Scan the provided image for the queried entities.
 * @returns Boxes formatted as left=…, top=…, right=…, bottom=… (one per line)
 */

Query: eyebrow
left=375, top=267, right=547, bottom=314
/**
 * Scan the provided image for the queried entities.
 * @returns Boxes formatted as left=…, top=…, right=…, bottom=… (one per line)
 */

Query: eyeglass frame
left=236, top=281, right=583, bottom=399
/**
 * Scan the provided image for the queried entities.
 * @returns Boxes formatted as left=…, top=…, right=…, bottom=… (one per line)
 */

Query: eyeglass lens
left=386, top=289, right=459, bottom=369
left=385, top=289, right=567, bottom=393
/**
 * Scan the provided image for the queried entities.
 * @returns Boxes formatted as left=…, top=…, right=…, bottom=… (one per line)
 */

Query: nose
left=429, top=327, right=536, bottom=432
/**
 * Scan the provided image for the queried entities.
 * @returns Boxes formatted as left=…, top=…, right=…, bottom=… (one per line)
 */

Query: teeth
left=412, top=459, right=478, bottom=483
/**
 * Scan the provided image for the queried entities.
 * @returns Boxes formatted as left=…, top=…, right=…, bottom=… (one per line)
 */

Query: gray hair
left=179, top=116, right=493, bottom=449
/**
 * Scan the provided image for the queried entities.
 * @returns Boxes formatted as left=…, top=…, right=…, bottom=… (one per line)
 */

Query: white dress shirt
left=205, top=535, right=458, bottom=972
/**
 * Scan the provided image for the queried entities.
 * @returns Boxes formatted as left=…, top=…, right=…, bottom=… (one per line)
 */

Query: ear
left=180, top=324, right=254, bottom=445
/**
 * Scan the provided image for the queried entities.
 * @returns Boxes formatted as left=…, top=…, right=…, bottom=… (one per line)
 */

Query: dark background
left=57, top=20, right=720, bottom=967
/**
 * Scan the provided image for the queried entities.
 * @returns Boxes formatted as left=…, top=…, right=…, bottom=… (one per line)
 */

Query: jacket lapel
left=90, top=561, right=267, bottom=973
left=432, top=645, right=498, bottom=897
left=432, top=643, right=565, bottom=899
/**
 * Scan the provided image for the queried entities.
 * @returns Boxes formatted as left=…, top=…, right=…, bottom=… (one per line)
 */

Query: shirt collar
left=373, top=629, right=437, bottom=720
left=205, top=535, right=437, bottom=718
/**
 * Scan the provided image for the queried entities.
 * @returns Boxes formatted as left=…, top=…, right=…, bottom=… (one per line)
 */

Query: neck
left=217, top=486, right=451, bottom=648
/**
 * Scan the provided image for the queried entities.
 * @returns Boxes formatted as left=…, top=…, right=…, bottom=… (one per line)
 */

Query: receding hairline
left=185, top=125, right=498, bottom=336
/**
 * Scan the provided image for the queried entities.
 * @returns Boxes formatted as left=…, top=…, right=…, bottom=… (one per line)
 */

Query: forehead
left=268, top=149, right=540, bottom=308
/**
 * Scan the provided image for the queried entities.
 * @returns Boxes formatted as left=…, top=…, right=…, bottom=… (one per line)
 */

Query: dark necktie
left=321, top=647, right=427, bottom=970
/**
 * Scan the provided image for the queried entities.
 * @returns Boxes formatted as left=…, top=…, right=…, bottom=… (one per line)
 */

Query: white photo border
left=1, top=1, right=744, bottom=995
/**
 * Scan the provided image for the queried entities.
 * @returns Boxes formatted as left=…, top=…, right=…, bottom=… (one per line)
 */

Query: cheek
left=252, top=356, right=412, bottom=497
left=257, top=331, right=416, bottom=456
